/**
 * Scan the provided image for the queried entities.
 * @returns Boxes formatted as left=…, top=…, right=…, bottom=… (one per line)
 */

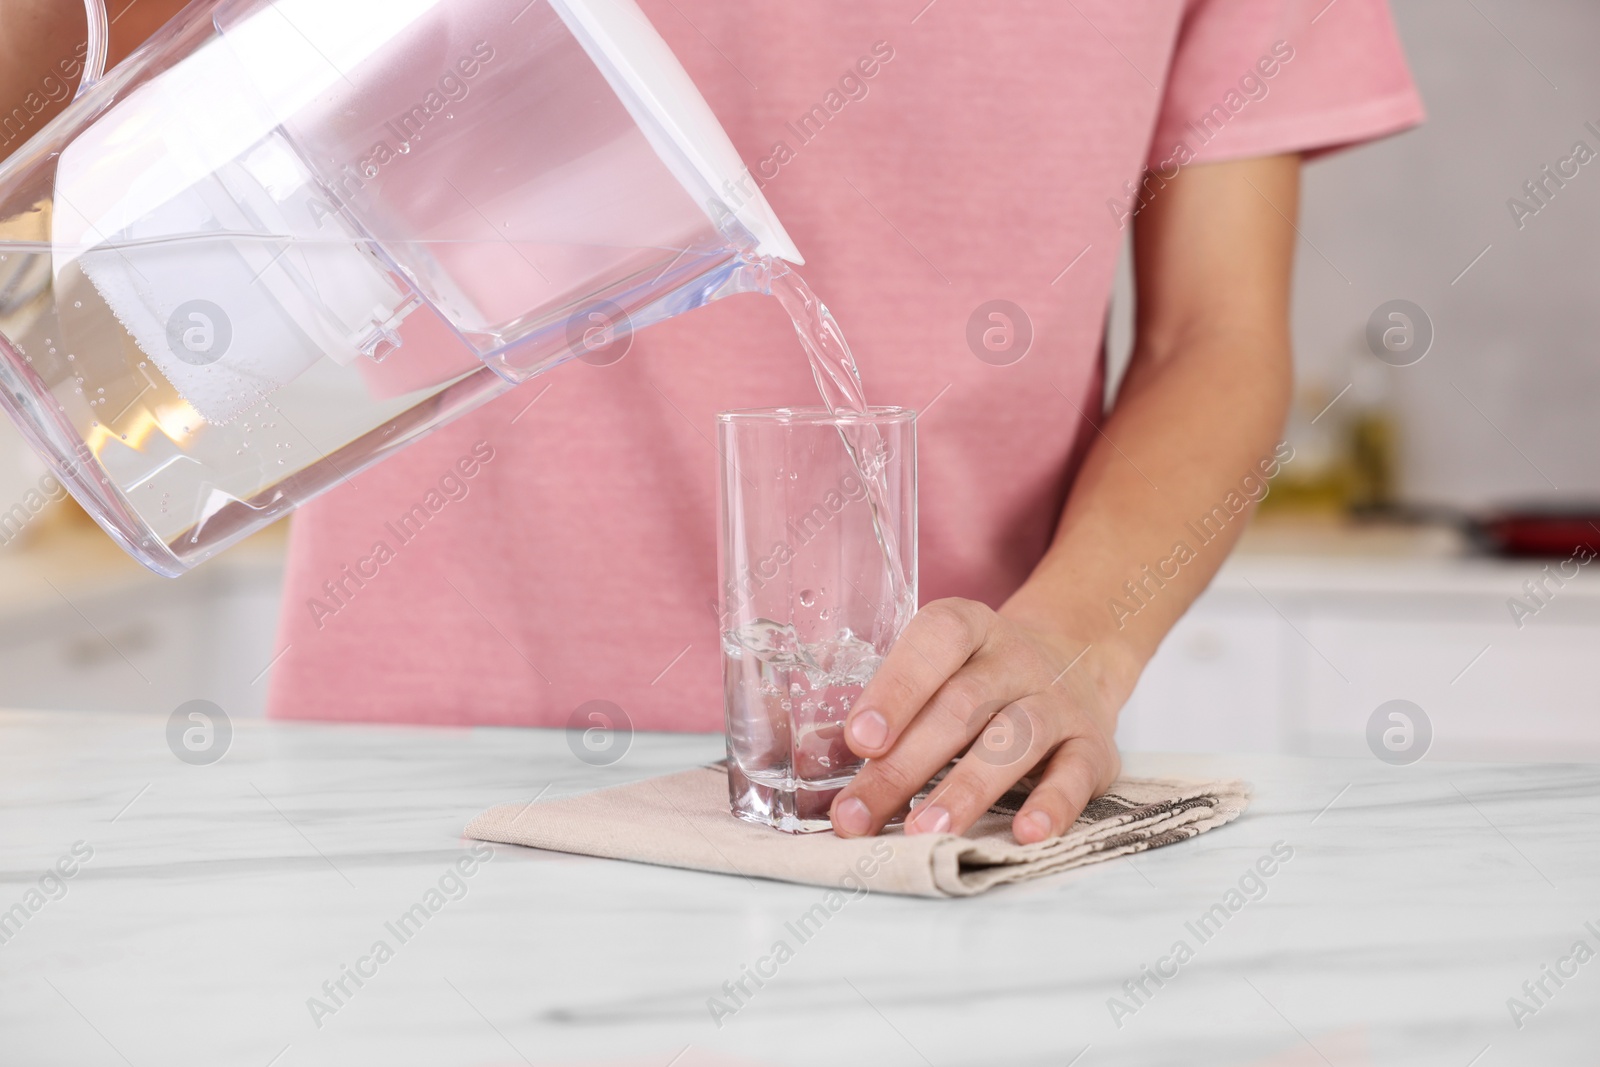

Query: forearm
left=1002, top=325, right=1291, bottom=699
left=1002, top=155, right=1299, bottom=716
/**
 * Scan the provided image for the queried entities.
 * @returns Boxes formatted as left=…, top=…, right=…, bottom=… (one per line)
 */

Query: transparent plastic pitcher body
left=0, top=0, right=801, bottom=575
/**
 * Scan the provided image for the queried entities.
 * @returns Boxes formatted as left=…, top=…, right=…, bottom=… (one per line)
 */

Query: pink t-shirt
left=267, top=0, right=1422, bottom=728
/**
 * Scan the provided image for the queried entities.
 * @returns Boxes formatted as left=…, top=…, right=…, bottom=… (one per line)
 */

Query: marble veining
left=2, top=709, right=1598, bottom=1066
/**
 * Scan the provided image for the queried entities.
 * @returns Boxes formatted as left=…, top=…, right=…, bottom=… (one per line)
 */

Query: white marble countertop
left=2, top=709, right=1597, bottom=1066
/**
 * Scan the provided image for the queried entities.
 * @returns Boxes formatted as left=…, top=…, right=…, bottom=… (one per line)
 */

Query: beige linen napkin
left=466, top=762, right=1251, bottom=898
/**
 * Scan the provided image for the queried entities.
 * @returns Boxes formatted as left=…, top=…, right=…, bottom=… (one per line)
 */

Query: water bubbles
left=798, top=588, right=816, bottom=608
left=789, top=681, right=803, bottom=698
left=73, top=301, right=82, bottom=309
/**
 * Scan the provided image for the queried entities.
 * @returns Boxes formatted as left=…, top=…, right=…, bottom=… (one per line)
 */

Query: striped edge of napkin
left=466, top=762, right=1251, bottom=898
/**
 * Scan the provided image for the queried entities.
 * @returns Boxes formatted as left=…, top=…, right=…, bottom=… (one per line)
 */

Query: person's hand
left=827, top=597, right=1128, bottom=843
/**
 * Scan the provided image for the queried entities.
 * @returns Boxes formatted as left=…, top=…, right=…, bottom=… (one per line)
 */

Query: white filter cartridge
left=74, top=131, right=415, bottom=425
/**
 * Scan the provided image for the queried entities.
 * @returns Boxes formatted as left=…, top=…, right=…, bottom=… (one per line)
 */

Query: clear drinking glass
left=718, top=406, right=917, bottom=833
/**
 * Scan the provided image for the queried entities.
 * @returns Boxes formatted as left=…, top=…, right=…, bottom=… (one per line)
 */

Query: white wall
left=1294, top=0, right=1600, bottom=508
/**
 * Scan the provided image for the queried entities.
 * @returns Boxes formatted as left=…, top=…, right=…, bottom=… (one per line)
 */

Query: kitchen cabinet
left=1118, top=521, right=1600, bottom=761
left=0, top=526, right=284, bottom=718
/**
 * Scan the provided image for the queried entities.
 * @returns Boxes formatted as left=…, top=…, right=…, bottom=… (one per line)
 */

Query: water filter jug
left=0, top=0, right=802, bottom=574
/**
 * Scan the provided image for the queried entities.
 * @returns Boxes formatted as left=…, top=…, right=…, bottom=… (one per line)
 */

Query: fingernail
left=848, top=709, right=889, bottom=750
left=1019, top=809, right=1052, bottom=842
left=909, top=804, right=950, bottom=835
left=834, top=797, right=871, bottom=836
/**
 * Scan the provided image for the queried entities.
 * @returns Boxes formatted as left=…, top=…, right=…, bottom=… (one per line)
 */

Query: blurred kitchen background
left=1112, top=0, right=1600, bottom=762
left=2, top=0, right=1597, bottom=759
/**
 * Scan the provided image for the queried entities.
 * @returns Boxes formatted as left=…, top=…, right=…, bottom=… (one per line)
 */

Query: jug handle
left=73, top=0, right=112, bottom=100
